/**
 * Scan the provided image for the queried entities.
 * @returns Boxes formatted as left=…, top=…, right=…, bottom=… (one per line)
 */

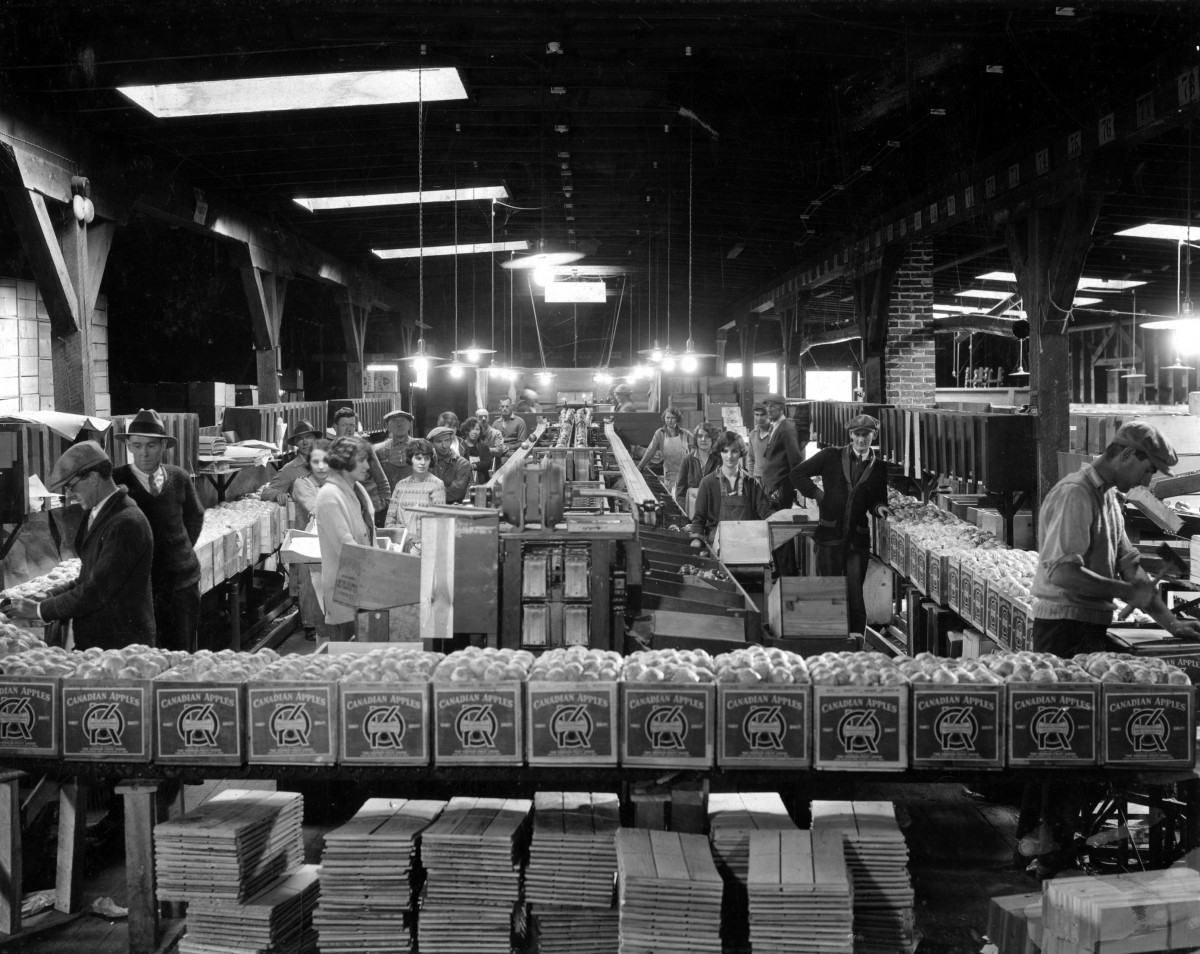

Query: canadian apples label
left=0, top=679, right=58, bottom=756
left=1102, top=687, right=1194, bottom=766
left=248, top=683, right=336, bottom=763
left=718, top=686, right=810, bottom=766
left=622, top=685, right=713, bottom=765
left=154, top=684, right=244, bottom=763
left=340, top=684, right=429, bottom=764
left=911, top=686, right=1003, bottom=766
left=814, top=687, right=907, bottom=769
left=62, top=680, right=149, bottom=761
left=527, top=683, right=617, bottom=763
left=1008, top=686, right=1097, bottom=764
left=433, top=684, right=522, bottom=763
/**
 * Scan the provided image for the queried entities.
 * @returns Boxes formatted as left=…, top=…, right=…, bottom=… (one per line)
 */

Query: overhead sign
left=545, top=280, right=606, bottom=303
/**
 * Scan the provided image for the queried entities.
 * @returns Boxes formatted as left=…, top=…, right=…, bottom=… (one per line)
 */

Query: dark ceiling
left=1, top=0, right=1199, bottom=377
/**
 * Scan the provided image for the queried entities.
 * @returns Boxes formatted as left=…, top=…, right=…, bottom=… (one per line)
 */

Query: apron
left=720, top=475, right=752, bottom=521
left=660, top=431, right=688, bottom=491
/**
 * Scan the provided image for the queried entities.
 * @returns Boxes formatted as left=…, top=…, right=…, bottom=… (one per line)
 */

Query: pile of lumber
left=748, top=829, right=854, bottom=954
left=180, top=865, right=320, bottom=954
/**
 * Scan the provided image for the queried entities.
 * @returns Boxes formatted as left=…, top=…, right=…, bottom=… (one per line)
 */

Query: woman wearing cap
left=261, top=418, right=321, bottom=504
left=792, top=413, right=890, bottom=636
left=674, top=421, right=723, bottom=514
left=314, top=436, right=376, bottom=639
left=687, top=431, right=772, bottom=548
left=637, top=406, right=692, bottom=495
left=385, top=439, right=447, bottom=552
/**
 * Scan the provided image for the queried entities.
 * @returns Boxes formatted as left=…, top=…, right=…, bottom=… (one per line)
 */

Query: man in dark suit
left=9, top=441, right=155, bottom=650
left=757, top=393, right=807, bottom=574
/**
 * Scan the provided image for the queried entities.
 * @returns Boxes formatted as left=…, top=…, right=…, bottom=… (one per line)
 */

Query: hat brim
left=114, top=431, right=178, bottom=448
left=286, top=431, right=320, bottom=444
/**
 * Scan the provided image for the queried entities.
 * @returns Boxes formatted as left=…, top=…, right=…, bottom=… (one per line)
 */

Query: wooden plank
left=54, top=781, right=86, bottom=915
left=747, top=831, right=779, bottom=887
left=0, top=771, right=22, bottom=934
left=115, top=780, right=159, bottom=954
left=420, top=515, right=455, bottom=641
left=780, top=831, right=812, bottom=886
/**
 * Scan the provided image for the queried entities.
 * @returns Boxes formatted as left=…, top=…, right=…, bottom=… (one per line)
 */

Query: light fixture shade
left=500, top=250, right=585, bottom=271
left=400, top=337, right=445, bottom=364
left=454, top=343, right=497, bottom=362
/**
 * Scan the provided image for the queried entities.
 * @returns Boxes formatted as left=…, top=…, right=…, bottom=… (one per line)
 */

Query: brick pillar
left=885, top=240, right=935, bottom=407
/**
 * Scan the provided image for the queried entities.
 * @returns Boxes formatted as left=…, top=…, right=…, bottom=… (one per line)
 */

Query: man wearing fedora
left=113, top=409, right=206, bottom=653
left=793, top=413, right=891, bottom=636
left=8, top=441, right=155, bottom=649
left=374, top=408, right=417, bottom=487
left=261, top=418, right=322, bottom=504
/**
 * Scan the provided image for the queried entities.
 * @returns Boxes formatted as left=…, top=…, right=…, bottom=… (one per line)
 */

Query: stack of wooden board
left=707, top=792, right=797, bottom=944
left=1040, top=869, right=1200, bottom=954
left=179, top=865, right=320, bottom=954
left=615, top=829, right=723, bottom=954
left=526, top=792, right=621, bottom=954
left=810, top=801, right=916, bottom=954
left=747, top=829, right=853, bottom=954
left=986, top=892, right=1042, bottom=954
left=313, top=798, right=446, bottom=954
left=418, top=796, right=533, bottom=954
left=154, top=790, right=305, bottom=903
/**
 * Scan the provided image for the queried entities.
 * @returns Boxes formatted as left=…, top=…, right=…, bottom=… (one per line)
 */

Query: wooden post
left=0, top=771, right=23, bottom=934
left=737, top=315, right=758, bottom=425
left=420, top=514, right=456, bottom=641
left=115, top=780, right=160, bottom=954
left=54, top=780, right=86, bottom=914
left=239, top=258, right=289, bottom=404
left=338, top=295, right=372, bottom=400
left=853, top=243, right=903, bottom=405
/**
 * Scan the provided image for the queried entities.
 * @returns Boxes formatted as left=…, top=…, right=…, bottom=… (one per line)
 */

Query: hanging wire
left=1185, top=122, right=1194, bottom=314
left=418, top=70, right=424, bottom=338
left=687, top=121, right=693, bottom=345
left=526, top=277, right=548, bottom=368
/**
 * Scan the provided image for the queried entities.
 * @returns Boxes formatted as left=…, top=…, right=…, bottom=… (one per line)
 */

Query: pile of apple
left=897, top=653, right=1005, bottom=685
left=432, top=647, right=535, bottom=684
left=157, top=648, right=282, bottom=682
left=807, top=651, right=909, bottom=687
left=1073, top=651, right=1191, bottom=686
left=1, top=559, right=82, bottom=602
left=0, top=646, right=79, bottom=678
left=977, top=651, right=1093, bottom=683
left=248, top=647, right=445, bottom=683
left=195, top=499, right=277, bottom=547
left=713, top=646, right=811, bottom=685
left=0, top=626, right=46, bottom=656
left=621, top=648, right=716, bottom=684
left=0, top=644, right=186, bottom=679
left=528, top=646, right=623, bottom=682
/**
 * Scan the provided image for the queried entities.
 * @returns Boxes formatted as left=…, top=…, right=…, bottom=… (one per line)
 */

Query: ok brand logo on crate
left=362, top=706, right=408, bottom=748
left=934, top=706, right=979, bottom=751
left=1124, top=707, right=1170, bottom=753
left=179, top=703, right=221, bottom=746
left=549, top=704, right=594, bottom=748
left=269, top=703, right=312, bottom=747
left=1032, top=707, right=1074, bottom=751
left=0, top=698, right=35, bottom=741
left=645, top=705, right=687, bottom=748
left=82, top=703, right=125, bottom=746
left=455, top=704, right=498, bottom=747
left=742, top=705, right=786, bottom=750
left=837, top=709, right=881, bottom=754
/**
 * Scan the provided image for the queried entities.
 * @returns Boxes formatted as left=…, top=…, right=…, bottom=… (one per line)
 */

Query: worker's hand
left=1125, top=575, right=1157, bottom=610
left=6, top=598, right=40, bottom=620
left=877, top=505, right=891, bottom=519
left=1170, top=620, right=1200, bottom=642
left=689, top=538, right=704, bottom=550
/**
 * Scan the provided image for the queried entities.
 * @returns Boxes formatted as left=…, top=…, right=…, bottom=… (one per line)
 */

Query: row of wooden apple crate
left=0, top=675, right=1190, bottom=771
left=193, top=502, right=288, bottom=594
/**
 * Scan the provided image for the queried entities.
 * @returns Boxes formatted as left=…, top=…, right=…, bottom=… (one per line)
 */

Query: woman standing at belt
left=314, top=436, right=375, bottom=640
left=687, top=431, right=771, bottom=548
left=637, top=406, right=692, bottom=494
left=674, top=421, right=722, bottom=512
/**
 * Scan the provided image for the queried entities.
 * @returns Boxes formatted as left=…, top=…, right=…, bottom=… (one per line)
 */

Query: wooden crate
left=153, top=681, right=246, bottom=765
left=946, top=556, right=962, bottom=614
left=911, top=683, right=1006, bottom=769
left=908, top=538, right=928, bottom=594
left=888, top=527, right=908, bottom=577
left=958, top=564, right=975, bottom=622
left=61, top=679, right=152, bottom=762
left=812, top=685, right=908, bottom=771
left=1101, top=684, right=1195, bottom=769
left=969, top=572, right=988, bottom=631
left=1010, top=600, right=1033, bottom=652
left=717, top=684, right=811, bottom=768
left=927, top=550, right=952, bottom=606
left=526, top=682, right=618, bottom=766
left=996, top=591, right=1013, bottom=651
left=620, top=683, right=714, bottom=768
left=1007, top=683, right=1098, bottom=767
left=195, top=539, right=215, bottom=594
left=432, top=682, right=524, bottom=765
left=0, top=675, right=60, bottom=758
left=713, top=520, right=772, bottom=566
left=766, top=576, right=848, bottom=639
left=247, top=681, right=338, bottom=765
left=338, top=681, right=430, bottom=765
left=983, top=582, right=1001, bottom=642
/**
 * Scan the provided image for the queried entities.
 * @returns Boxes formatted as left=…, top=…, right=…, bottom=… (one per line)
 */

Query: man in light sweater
left=113, top=409, right=206, bottom=652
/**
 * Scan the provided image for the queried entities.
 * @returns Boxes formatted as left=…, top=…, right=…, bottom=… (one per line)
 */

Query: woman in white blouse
left=314, top=436, right=375, bottom=639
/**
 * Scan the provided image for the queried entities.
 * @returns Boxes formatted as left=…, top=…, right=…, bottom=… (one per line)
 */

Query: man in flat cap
left=757, top=393, right=808, bottom=573
left=8, top=441, right=155, bottom=649
left=427, top=426, right=473, bottom=504
left=793, top=413, right=890, bottom=636
left=475, top=407, right=505, bottom=454
left=375, top=408, right=417, bottom=488
left=1017, top=419, right=1200, bottom=879
left=261, top=418, right=321, bottom=505
left=113, top=409, right=205, bottom=652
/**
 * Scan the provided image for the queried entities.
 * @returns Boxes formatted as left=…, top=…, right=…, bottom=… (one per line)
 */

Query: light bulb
left=681, top=354, right=698, bottom=373
left=537, top=372, right=553, bottom=385
left=450, top=364, right=464, bottom=379
left=466, top=349, right=481, bottom=363
left=660, top=355, right=677, bottom=372
left=412, top=356, right=429, bottom=373
left=650, top=348, right=663, bottom=363
left=532, top=265, right=554, bottom=287
left=1176, top=321, right=1200, bottom=355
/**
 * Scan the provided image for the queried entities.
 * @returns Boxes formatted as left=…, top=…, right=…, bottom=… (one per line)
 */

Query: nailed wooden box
left=717, top=684, right=811, bottom=768
left=153, top=681, right=246, bottom=765
left=432, top=682, right=524, bottom=765
left=526, top=681, right=619, bottom=766
left=908, top=539, right=928, bottom=595
left=970, top=573, right=988, bottom=632
left=995, top=590, right=1013, bottom=651
left=888, top=528, right=908, bottom=577
left=875, top=518, right=890, bottom=561
left=984, top=583, right=1002, bottom=642
left=339, top=681, right=430, bottom=765
left=61, top=678, right=151, bottom=762
left=1010, top=600, right=1034, bottom=652
left=766, top=576, right=848, bottom=639
left=210, top=535, right=226, bottom=585
left=1007, top=683, right=1099, bottom=767
left=222, top=528, right=242, bottom=579
left=195, top=539, right=215, bottom=594
left=812, top=685, right=909, bottom=771
left=0, top=675, right=60, bottom=758
left=927, top=550, right=953, bottom=606
left=910, top=683, right=1005, bottom=769
left=957, top=564, right=974, bottom=622
left=1100, top=684, right=1195, bottom=769
left=620, top=683, right=714, bottom=768
left=247, top=681, right=338, bottom=765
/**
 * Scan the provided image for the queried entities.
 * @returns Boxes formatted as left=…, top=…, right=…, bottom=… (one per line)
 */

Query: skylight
left=372, top=240, right=529, bottom=260
left=1113, top=224, right=1200, bottom=241
left=118, top=67, right=468, bottom=118
left=976, top=270, right=1146, bottom=291
left=295, top=186, right=508, bottom=212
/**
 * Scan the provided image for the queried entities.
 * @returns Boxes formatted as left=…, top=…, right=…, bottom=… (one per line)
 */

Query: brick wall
left=0, top=277, right=110, bottom=416
left=885, top=240, right=935, bottom=407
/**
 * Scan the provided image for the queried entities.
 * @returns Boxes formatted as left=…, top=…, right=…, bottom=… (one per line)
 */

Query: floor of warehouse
left=0, top=776, right=1041, bottom=954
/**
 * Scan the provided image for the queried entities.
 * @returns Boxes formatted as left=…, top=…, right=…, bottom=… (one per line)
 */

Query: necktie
left=151, top=470, right=163, bottom=496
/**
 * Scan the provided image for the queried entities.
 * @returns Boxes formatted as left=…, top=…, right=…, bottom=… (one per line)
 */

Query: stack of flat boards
left=313, top=798, right=446, bottom=954
left=155, top=790, right=305, bottom=903
left=615, top=829, right=723, bottom=954
left=748, top=830, right=853, bottom=954
left=418, top=796, right=533, bottom=954
left=526, top=792, right=621, bottom=954
left=1040, top=869, right=1200, bottom=954
left=811, top=801, right=916, bottom=954
left=179, top=865, right=320, bottom=954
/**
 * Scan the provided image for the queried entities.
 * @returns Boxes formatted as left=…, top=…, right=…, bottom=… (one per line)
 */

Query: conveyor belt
left=485, top=420, right=550, bottom=491
left=603, top=421, right=657, bottom=512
